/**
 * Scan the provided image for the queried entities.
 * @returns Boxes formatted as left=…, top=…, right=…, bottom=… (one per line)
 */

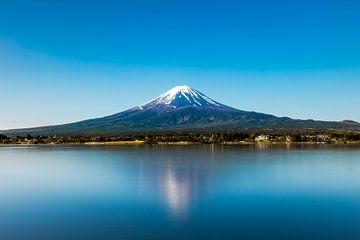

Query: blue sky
left=1, top=0, right=359, bottom=129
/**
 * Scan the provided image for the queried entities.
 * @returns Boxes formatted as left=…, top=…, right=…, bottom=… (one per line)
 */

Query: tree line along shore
left=1, top=131, right=360, bottom=145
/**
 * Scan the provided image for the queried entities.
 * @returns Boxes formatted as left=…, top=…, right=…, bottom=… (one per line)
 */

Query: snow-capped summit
left=139, top=85, right=225, bottom=110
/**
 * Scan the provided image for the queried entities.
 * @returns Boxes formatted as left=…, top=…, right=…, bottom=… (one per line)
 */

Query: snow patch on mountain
left=139, top=85, right=224, bottom=109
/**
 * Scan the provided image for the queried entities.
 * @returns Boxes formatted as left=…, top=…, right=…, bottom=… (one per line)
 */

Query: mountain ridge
left=1, top=85, right=360, bottom=136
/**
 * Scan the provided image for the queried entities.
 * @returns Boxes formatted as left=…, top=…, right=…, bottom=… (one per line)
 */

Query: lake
left=1, top=144, right=360, bottom=239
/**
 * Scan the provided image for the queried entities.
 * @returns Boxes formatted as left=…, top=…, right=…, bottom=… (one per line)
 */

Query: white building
left=255, top=135, right=270, bottom=141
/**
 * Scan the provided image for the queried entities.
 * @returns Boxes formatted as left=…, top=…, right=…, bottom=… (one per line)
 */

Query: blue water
left=1, top=144, right=360, bottom=239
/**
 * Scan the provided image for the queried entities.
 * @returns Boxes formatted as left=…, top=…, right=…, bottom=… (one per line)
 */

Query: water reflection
left=163, top=167, right=190, bottom=215
left=125, top=144, right=232, bottom=217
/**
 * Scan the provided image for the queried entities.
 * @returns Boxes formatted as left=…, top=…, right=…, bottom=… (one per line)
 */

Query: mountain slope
left=1, top=85, right=360, bottom=136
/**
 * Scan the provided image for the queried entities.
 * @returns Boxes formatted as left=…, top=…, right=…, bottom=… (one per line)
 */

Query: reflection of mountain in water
left=136, top=145, right=221, bottom=216
left=162, top=167, right=191, bottom=215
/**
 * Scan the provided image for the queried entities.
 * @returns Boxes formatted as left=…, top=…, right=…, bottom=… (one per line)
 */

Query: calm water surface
left=1, top=144, right=360, bottom=239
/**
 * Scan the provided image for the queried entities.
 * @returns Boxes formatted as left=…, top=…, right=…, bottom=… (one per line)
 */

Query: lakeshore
left=1, top=140, right=360, bottom=146
left=1, top=131, right=360, bottom=145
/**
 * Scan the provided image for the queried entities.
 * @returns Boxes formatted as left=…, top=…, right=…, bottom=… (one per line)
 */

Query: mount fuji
left=2, top=85, right=360, bottom=136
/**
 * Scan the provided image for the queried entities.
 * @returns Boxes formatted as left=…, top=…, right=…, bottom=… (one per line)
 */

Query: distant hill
left=1, top=85, right=360, bottom=136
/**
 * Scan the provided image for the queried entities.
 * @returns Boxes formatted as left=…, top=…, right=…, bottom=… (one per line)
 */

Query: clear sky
left=1, top=0, right=359, bottom=129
